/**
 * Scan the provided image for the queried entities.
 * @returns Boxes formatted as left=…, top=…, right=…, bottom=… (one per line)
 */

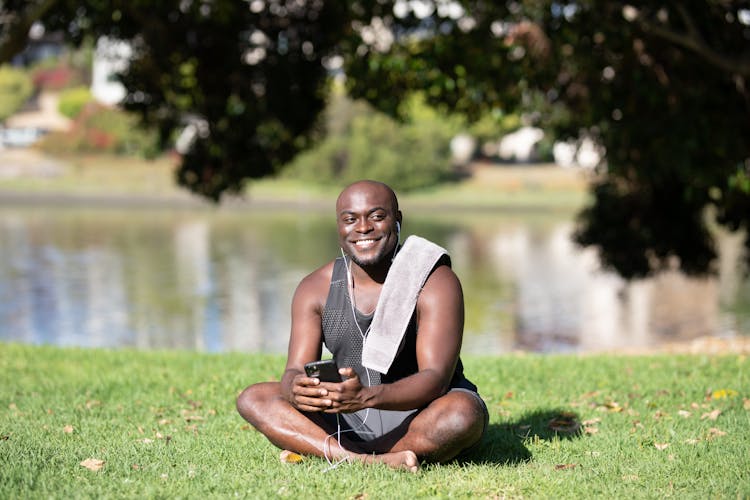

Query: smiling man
left=236, top=180, right=487, bottom=472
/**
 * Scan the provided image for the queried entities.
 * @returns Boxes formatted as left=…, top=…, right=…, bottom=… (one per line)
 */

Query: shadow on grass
left=461, top=408, right=584, bottom=465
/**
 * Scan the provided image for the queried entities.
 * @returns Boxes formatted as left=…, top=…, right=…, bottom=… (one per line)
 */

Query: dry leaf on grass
left=677, top=410, right=692, bottom=418
left=62, top=425, right=74, bottom=434
left=707, top=427, right=727, bottom=438
left=554, top=463, right=578, bottom=470
left=604, top=401, right=623, bottom=413
left=654, top=443, right=670, bottom=450
left=701, top=409, right=722, bottom=421
left=548, top=413, right=580, bottom=434
left=80, top=458, right=105, bottom=472
left=279, top=450, right=304, bottom=464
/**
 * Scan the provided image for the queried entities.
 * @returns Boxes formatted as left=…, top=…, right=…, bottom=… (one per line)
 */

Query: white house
left=91, top=37, right=131, bottom=106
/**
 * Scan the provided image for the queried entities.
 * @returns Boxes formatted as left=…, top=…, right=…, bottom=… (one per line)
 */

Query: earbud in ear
left=396, top=221, right=401, bottom=234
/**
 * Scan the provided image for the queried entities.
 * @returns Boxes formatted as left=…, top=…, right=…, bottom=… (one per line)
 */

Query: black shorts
left=316, top=386, right=489, bottom=451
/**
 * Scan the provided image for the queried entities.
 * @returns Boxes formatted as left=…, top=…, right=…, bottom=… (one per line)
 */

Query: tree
left=2, top=0, right=350, bottom=200
left=1, top=1, right=749, bottom=277
left=340, top=1, right=750, bottom=278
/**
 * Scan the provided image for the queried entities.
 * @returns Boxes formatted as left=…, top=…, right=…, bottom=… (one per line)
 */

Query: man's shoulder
left=297, top=259, right=337, bottom=294
left=292, top=260, right=337, bottom=312
left=421, top=262, right=462, bottom=299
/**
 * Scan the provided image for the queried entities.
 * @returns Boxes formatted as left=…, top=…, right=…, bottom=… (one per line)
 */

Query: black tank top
left=321, top=257, right=475, bottom=391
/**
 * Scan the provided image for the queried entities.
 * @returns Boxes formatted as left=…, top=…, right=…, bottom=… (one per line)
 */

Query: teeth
left=355, top=239, right=377, bottom=245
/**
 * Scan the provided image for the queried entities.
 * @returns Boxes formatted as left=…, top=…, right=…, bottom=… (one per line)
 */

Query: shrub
left=57, top=86, right=92, bottom=119
left=37, top=103, right=158, bottom=157
left=30, top=63, right=78, bottom=91
left=0, top=65, right=33, bottom=122
left=282, top=93, right=461, bottom=191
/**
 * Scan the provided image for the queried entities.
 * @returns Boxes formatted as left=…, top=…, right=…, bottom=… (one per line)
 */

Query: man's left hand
left=321, top=367, right=369, bottom=414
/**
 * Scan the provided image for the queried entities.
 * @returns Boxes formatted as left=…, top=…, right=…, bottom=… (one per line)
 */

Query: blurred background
left=1, top=1, right=749, bottom=354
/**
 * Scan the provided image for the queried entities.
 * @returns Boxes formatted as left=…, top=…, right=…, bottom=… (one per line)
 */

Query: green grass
left=2, top=344, right=748, bottom=498
left=0, top=152, right=589, bottom=211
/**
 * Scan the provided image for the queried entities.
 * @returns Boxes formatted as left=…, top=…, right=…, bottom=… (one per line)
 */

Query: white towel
left=361, top=235, right=448, bottom=374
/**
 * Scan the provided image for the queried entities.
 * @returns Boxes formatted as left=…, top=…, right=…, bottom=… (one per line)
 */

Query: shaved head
left=336, top=180, right=399, bottom=215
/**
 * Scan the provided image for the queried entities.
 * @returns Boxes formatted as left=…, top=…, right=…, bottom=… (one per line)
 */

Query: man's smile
left=352, top=237, right=382, bottom=248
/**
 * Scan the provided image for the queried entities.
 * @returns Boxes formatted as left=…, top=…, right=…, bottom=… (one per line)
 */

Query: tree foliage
left=2, top=0, right=349, bottom=200
left=341, top=1, right=750, bottom=278
left=1, top=1, right=749, bottom=277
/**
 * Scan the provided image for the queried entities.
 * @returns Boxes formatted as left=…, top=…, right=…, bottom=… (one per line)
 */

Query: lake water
left=1, top=204, right=748, bottom=354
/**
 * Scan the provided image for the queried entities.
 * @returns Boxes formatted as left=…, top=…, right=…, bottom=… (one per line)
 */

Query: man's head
left=336, top=180, right=402, bottom=268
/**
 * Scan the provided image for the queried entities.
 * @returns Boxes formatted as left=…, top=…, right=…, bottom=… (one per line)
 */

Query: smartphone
left=304, top=359, right=342, bottom=382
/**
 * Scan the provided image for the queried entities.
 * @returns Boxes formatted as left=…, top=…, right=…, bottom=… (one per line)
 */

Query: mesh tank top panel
left=321, top=258, right=382, bottom=385
left=321, top=257, right=470, bottom=389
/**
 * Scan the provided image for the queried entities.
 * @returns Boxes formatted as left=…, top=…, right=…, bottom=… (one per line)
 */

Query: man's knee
left=236, top=382, right=279, bottom=424
left=432, top=391, right=486, bottom=442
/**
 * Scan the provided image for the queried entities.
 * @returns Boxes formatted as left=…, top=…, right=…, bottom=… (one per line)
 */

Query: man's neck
left=351, top=259, right=391, bottom=286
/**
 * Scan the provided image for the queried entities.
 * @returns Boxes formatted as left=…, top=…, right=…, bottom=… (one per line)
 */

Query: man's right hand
left=289, top=372, right=336, bottom=412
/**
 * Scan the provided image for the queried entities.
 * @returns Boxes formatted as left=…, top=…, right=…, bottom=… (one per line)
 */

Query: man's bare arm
left=280, top=265, right=336, bottom=411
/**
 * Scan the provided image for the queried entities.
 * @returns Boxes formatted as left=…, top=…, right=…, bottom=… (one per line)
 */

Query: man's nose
left=355, top=218, right=372, bottom=232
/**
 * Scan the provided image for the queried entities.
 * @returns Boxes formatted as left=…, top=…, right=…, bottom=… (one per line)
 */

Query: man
left=237, top=180, right=487, bottom=472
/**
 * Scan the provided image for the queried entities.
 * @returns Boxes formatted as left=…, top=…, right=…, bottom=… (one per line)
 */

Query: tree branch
left=0, top=0, right=61, bottom=64
left=624, top=4, right=750, bottom=77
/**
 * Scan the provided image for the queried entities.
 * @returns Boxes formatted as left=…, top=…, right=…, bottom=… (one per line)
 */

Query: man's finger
left=296, top=396, right=332, bottom=408
left=297, top=376, right=320, bottom=386
left=293, top=385, right=328, bottom=396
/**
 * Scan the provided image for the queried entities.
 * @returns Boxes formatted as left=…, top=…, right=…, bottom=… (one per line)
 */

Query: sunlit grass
left=0, top=152, right=590, bottom=211
left=1, top=343, right=748, bottom=498
left=0, top=153, right=183, bottom=197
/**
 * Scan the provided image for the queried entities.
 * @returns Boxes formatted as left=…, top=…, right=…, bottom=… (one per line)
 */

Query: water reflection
left=0, top=206, right=747, bottom=354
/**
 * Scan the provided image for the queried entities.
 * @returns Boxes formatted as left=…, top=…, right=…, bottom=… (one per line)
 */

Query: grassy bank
left=0, top=151, right=590, bottom=212
left=1, top=344, right=748, bottom=498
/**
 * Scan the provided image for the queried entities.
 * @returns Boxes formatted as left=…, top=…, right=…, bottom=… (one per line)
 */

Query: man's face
left=336, top=183, right=401, bottom=268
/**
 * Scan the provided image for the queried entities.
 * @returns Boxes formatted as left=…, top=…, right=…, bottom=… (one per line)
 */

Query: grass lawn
left=1, top=343, right=748, bottom=498
left=0, top=152, right=589, bottom=212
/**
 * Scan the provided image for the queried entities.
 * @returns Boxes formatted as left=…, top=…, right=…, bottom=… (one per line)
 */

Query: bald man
left=237, top=180, right=487, bottom=472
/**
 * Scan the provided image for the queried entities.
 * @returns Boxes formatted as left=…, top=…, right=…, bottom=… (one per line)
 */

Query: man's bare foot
left=358, top=450, right=419, bottom=473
